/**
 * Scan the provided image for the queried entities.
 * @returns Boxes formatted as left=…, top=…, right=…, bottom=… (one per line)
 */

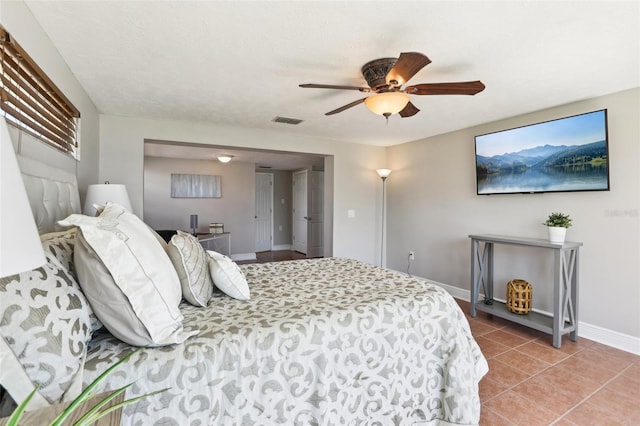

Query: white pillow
left=207, top=250, right=250, bottom=300
left=58, top=203, right=194, bottom=346
left=93, top=202, right=167, bottom=249
left=167, top=230, right=214, bottom=307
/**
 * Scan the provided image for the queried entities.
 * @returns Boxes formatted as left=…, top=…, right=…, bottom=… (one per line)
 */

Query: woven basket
left=506, top=279, right=532, bottom=314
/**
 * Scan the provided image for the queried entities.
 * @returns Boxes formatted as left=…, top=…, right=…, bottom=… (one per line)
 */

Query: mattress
left=83, top=257, right=487, bottom=425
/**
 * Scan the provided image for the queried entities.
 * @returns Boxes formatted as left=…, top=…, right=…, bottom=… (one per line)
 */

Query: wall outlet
left=409, top=251, right=415, bottom=260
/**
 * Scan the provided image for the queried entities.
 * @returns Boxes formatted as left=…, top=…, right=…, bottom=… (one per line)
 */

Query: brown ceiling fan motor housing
left=361, top=58, right=397, bottom=91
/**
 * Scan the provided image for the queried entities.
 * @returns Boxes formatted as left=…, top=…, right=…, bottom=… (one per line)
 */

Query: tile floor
left=455, top=299, right=640, bottom=425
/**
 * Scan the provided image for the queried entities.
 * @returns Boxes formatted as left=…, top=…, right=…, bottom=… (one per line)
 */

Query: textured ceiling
left=24, top=1, right=640, bottom=149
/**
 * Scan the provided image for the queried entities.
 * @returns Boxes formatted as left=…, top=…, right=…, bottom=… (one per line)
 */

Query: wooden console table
left=469, top=234, right=582, bottom=348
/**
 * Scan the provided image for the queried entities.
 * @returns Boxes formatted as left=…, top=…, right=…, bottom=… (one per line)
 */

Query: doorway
left=307, top=170, right=324, bottom=258
left=292, top=170, right=307, bottom=254
left=255, top=173, right=273, bottom=252
left=292, top=169, right=324, bottom=257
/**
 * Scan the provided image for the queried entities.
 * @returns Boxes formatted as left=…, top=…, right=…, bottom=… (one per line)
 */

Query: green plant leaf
left=74, top=387, right=170, bottom=426
left=5, top=386, right=39, bottom=426
left=9, top=346, right=168, bottom=426
left=543, top=211, right=572, bottom=227
left=71, top=383, right=133, bottom=426
left=50, top=347, right=144, bottom=426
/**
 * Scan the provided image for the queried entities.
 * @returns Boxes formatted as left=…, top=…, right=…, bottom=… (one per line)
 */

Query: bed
left=1, top=153, right=487, bottom=425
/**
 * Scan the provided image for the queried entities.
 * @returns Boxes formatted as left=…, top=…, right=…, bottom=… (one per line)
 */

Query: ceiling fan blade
left=405, top=81, right=486, bottom=96
left=399, top=102, right=420, bottom=118
left=325, top=97, right=367, bottom=115
left=300, top=83, right=371, bottom=92
left=385, top=52, right=431, bottom=86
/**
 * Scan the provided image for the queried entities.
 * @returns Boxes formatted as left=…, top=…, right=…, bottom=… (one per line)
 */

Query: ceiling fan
left=299, top=52, right=485, bottom=120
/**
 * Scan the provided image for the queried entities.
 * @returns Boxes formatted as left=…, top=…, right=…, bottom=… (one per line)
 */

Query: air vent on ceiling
left=272, top=116, right=303, bottom=125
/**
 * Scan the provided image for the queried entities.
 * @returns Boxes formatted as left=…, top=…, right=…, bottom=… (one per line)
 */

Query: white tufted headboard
left=17, top=154, right=81, bottom=234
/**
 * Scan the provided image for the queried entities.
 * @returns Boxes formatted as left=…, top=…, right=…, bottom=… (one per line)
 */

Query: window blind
left=0, top=27, right=80, bottom=156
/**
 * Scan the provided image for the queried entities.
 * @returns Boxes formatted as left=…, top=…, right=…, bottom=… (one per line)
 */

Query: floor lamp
left=376, top=168, right=392, bottom=267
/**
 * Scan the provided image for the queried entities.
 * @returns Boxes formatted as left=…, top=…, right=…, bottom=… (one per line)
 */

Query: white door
left=292, top=170, right=308, bottom=254
left=307, top=171, right=324, bottom=258
left=255, top=173, right=273, bottom=252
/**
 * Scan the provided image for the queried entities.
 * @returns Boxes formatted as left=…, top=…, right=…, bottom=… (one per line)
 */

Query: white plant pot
left=547, top=226, right=567, bottom=244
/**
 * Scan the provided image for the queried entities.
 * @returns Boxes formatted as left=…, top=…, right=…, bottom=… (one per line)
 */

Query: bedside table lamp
left=1, top=119, right=46, bottom=277
left=83, top=183, right=132, bottom=216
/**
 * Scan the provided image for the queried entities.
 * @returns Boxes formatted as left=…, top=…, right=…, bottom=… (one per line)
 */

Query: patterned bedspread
left=84, top=258, right=488, bottom=425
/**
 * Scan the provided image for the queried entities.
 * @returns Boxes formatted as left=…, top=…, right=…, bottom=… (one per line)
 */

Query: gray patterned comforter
left=84, top=258, right=488, bottom=425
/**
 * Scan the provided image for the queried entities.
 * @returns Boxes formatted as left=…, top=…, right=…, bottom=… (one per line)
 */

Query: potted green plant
left=543, top=212, right=572, bottom=243
left=7, top=347, right=167, bottom=426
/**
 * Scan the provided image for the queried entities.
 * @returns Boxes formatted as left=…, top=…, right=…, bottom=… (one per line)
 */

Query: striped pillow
left=167, top=230, right=214, bottom=307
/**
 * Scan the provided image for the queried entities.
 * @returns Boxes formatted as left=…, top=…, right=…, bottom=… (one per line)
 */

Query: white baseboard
left=434, top=280, right=470, bottom=301
left=272, top=244, right=292, bottom=251
left=578, top=322, right=640, bottom=356
left=432, top=281, right=640, bottom=356
left=230, top=253, right=256, bottom=261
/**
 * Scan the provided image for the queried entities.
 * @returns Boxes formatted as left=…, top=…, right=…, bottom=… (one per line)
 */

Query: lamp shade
left=0, top=119, right=46, bottom=277
left=364, top=92, right=410, bottom=116
left=376, top=168, right=392, bottom=179
left=83, top=183, right=132, bottom=216
left=218, top=155, right=233, bottom=163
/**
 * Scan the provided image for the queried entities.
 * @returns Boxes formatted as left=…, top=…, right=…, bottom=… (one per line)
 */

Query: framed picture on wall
left=171, top=173, right=221, bottom=198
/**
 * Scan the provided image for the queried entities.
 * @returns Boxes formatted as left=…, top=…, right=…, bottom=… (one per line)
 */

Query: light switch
left=347, top=209, right=356, bottom=218
left=281, top=198, right=285, bottom=205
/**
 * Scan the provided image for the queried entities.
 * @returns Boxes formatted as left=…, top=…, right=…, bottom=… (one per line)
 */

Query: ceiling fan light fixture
left=364, top=92, right=410, bottom=117
left=218, top=155, right=233, bottom=163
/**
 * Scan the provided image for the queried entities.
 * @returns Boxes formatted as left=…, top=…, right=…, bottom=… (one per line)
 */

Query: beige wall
left=386, top=88, right=640, bottom=350
left=144, top=157, right=255, bottom=255
left=99, top=115, right=386, bottom=264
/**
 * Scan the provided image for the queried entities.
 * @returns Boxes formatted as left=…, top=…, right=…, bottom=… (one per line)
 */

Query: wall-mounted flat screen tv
left=475, top=109, right=609, bottom=195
